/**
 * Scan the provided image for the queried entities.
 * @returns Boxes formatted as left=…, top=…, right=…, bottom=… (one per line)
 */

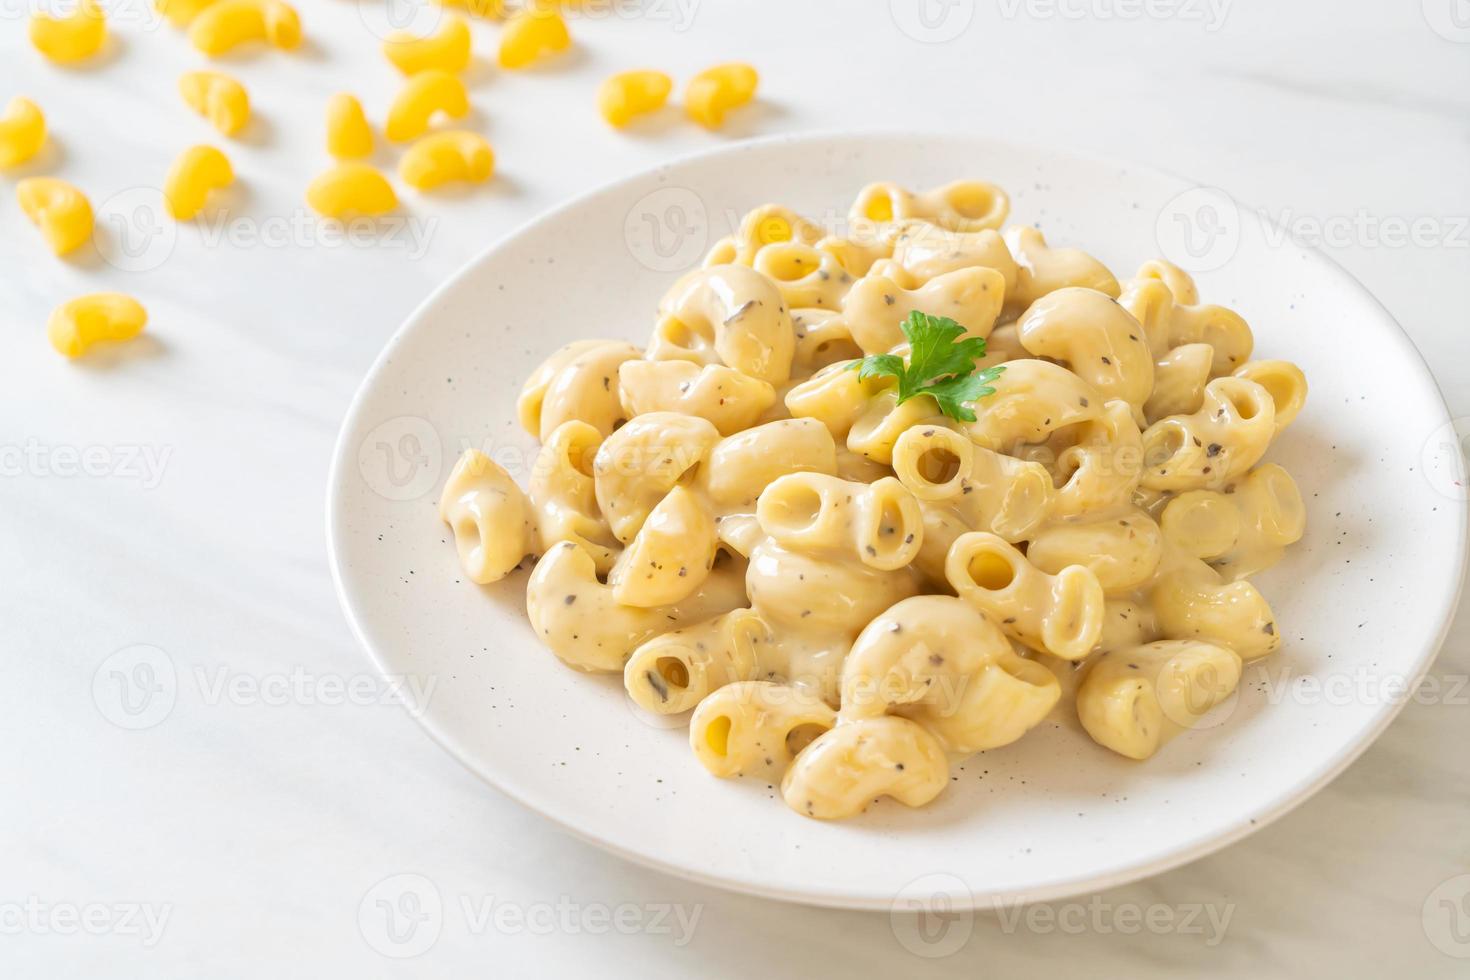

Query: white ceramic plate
left=327, top=133, right=1467, bottom=910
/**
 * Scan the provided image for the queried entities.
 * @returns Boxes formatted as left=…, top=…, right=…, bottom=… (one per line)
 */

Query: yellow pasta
left=399, top=131, right=494, bottom=190
left=164, top=145, right=234, bottom=221
left=17, top=177, right=93, bottom=256
left=189, top=0, right=301, bottom=56
left=325, top=94, right=373, bottom=159
left=305, top=162, right=396, bottom=218
left=47, top=294, right=146, bottom=358
left=29, top=0, right=106, bottom=63
left=0, top=97, right=46, bottom=168
left=597, top=70, right=672, bottom=128
left=179, top=72, right=251, bottom=137
left=498, top=6, right=570, bottom=69
left=383, top=15, right=471, bottom=75
left=685, top=63, right=758, bottom=129
left=385, top=70, right=469, bottom=143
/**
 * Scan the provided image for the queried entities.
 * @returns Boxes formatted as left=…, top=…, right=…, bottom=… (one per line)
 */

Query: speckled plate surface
left=326, top=133, right=1468, bottom=910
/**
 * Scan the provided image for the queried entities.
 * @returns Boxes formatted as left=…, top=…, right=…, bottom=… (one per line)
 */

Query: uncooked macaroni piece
left=0, top=97, right=46, bottom=167
left=498, top=6, right=570, bottom=69
left=399, top=131, right=494, bottom=190
left=383, top=15, right=471, bottom=75
left=305, top=162, right=396, bottom=218
left=437, top=179, right=1309, bottom=820
left=29, top=0, right=106, bottom=63
left=385, top=70, right=469, bottom=143
left=48, top=293, right=147, bottom=358
left=164, top=145, right=234, bottom=220
left=189, top=0, right=301, bottom=56
left=597, top=70, right=673, bottom=128
left=179, top=72, right=251, bottom=137
left=17, top=177, right=93, bottom=256
left=325, top=94, right=373, bottom=159
left=685, top=63, right=758, bottom=129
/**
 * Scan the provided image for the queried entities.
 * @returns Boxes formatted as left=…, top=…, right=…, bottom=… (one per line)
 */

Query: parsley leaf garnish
left=848, top=311, right=1005, bottom=422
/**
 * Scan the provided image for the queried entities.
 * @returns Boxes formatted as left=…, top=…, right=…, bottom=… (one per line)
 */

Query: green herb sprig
left=848, top=311, right=1005, bottom=422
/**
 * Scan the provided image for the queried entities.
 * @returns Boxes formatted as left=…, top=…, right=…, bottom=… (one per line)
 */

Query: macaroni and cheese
left=437, top=179, right=1308, bottom=820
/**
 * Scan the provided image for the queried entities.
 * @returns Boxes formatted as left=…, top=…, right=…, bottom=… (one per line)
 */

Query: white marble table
left=4, top=0, right=1468, bottom=975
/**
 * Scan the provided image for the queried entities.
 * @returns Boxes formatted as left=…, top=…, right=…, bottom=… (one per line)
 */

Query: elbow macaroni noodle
left=47, top=293, right=147, bottom=358
left=188, top=0, right=301, bottom=56
left=399, top=131, right=494, bottom=190
left=386, top=70, right=469, bottom=143
left=325, top=94, right=373, bottom=159
left=436, top=179, right=1310, bottom=818
left=498, top=7, right=571, bottom=69
left=164, top=145, right=234, bottom=221
left=598, top=70, right=673, bottom=128
left=29, top=0, right=106, bottom=63
left=685, top=63, right=758, bottom=129
left=383, top=15, right=471, bottom=75
left=306, top=162, right=397, bottom=218
left=179, top=72, right=251, bottom=137
left=17, top=177, right=93, bottom=256
left=0, top=97, right=46, bottom=168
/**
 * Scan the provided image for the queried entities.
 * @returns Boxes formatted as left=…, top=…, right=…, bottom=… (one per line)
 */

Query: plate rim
left=325, top=129, right=1470, bottom=910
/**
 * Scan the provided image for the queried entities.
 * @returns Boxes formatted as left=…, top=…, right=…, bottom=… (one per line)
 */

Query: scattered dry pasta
left=0, top=97, right=46, bottom=167
left=17, top=177, right=93, bottom=256
left=306, top=162, right=396, bottom=218
left=498, top=6, right=570, bottom=69
left=179, top=71, right=251, bottom=137
left=685, top=63, right=758, bottom=129
left=48, top=293, right=147, bottom=358
left=399, top=131, right=494, bottom=189
left=29, top=0, right=106, bottom=63
left=597, top=70, right=672, bottom=128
